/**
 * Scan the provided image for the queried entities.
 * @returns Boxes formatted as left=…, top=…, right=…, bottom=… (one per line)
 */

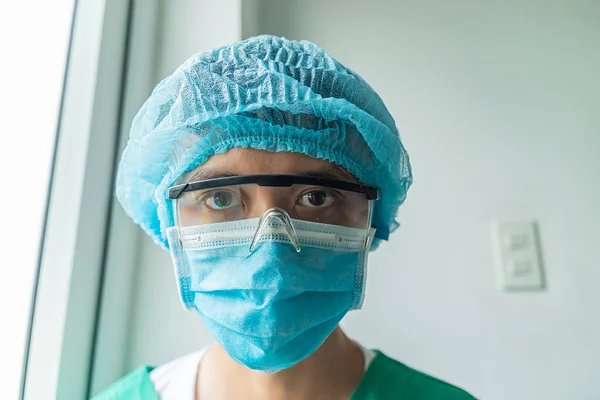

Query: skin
left=187, top=148, right=366, bottom=400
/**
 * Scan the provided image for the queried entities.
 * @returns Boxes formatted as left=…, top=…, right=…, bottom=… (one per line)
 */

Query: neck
left=198, top=327, right=365, bottom=400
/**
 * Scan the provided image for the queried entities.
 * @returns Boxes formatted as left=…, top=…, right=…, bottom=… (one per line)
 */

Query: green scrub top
left=92, top=350, right=476, bottom=399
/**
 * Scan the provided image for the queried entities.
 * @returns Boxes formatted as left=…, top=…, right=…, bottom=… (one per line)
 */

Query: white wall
left=124, top=1, right=600, bottom=399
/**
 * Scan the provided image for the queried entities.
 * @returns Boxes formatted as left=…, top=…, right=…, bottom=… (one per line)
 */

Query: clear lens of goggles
left=174, top=183, right=373, bottom=243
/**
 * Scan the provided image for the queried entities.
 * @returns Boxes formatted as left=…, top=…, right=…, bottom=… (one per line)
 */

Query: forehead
left=182, top=148, right=356, bottom=182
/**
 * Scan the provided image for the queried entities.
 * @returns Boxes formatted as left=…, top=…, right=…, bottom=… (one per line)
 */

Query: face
left=169, top=151, right=371, bottom=373
left=176, top=148, right=370, bottom=229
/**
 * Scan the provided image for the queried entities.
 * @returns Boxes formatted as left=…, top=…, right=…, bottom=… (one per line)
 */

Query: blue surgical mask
left=166, top=210, right=375, bottom=373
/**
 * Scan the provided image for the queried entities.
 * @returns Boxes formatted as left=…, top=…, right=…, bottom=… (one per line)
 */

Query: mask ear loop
left=250, top=208, right=301, bottom=253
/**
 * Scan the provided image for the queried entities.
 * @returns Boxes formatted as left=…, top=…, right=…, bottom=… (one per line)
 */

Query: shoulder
left=354, top=350, right=476, bottom=400
left=91, top=366, right=159, bottom=400
left=149, top=348, right=208, bottom=396
left=92, top=348, right=208, bottom=400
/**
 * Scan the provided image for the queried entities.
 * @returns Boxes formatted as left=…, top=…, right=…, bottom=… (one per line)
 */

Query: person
left=94, top=35, right=475, bottom=399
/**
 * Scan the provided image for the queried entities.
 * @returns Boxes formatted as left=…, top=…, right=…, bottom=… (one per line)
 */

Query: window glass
left=0, top=2, right=75, bottom=398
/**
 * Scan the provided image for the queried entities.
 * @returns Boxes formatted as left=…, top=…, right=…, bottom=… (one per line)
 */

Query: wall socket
left=490, top=220, right=545, bottom=291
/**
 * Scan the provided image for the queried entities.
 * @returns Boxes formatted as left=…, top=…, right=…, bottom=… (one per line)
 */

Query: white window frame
left=22, top=0, right=136, bottom=398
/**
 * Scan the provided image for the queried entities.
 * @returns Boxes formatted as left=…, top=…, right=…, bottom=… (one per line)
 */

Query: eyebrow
left=299, top=166, right=357, bottom=183
left=186, top=166, right=356, bottom=183
left=187, top=168, right=238, bottom=182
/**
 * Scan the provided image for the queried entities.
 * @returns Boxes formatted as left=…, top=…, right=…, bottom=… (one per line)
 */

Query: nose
left=245, top=187, right=296, bottom=219
left=249, top=208, right=301, bottom=253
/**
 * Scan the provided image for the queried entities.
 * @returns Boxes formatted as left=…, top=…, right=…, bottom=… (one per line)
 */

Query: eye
left=297, top=190, right=337, bottom=208
left=202, top=191, right=242, bottom=210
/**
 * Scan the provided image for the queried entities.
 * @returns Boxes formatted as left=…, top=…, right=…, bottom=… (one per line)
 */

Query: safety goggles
left=168, top=174, right=379, bottom=249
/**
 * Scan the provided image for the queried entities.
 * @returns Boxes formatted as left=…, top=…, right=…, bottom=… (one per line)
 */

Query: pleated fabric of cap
left=116, top=35, right=412, bottom=250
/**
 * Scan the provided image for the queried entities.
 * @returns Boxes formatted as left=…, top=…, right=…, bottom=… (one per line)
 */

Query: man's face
left=176, top=148, right=368, bottom=228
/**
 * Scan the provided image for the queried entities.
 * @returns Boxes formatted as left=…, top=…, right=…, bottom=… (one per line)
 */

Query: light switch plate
left=491, top=220, right=545, bottom=291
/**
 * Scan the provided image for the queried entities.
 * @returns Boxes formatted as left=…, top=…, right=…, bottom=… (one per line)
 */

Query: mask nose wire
left=249, top=208, right=301, bottom=253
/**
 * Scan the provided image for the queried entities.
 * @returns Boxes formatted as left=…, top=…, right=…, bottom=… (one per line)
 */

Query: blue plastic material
left=116, top=35, right=412, bottom=250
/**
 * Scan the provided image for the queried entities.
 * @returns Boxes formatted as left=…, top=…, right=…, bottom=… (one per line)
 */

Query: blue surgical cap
left=116, top=35, right=412, bottom=250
